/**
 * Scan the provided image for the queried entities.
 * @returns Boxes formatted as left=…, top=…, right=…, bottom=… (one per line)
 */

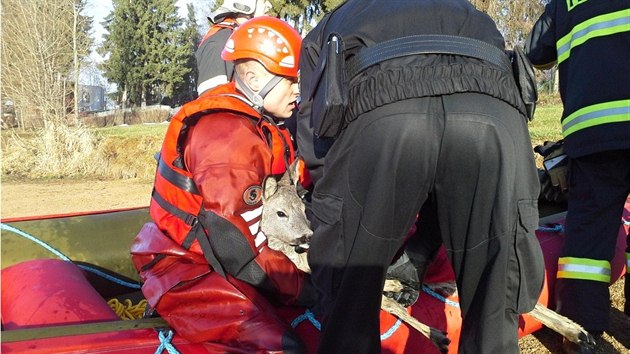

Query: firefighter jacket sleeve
left=525, top=2, right=558, bottom=69
left=195, top=27, right=234, bottom=95
left=184, top=113, right=317, bottom=307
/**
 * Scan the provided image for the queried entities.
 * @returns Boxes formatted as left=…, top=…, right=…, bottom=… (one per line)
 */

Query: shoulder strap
left=346, top=34, right=512, bottom=79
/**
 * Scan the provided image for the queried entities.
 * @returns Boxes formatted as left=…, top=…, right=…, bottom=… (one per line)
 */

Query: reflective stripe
left=562, top=99, right=630, bottom=137
left=626, top=252, right=630, bottom=268
left=241, top=206, right=263, bottom=222
left=197, top=75, right=229, bottom=95
left=254, top=231, right=266, bottom=248
left=248, top=220, right=260, bottom=236
left=557, top=9, right=630, bottom=64
left=566, top=0, right=588, bottom=12
left=557, top=257, right=611, bottom=282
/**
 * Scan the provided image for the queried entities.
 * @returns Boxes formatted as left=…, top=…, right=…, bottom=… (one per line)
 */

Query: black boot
left=386, top=252, right=421, bottom=289
left=384, top=252, right=428, bottom=307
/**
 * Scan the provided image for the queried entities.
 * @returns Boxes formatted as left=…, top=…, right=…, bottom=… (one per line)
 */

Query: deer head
left=260, top=158, right=312, bottom=254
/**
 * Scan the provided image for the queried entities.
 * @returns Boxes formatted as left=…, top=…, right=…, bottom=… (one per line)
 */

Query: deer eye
left=276, top=211, right=287, bottom=218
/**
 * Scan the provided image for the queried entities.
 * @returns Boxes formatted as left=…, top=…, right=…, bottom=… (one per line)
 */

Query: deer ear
left=262, top=176, right=278, bottom=200
left=289, top=157, right=302, bottom=186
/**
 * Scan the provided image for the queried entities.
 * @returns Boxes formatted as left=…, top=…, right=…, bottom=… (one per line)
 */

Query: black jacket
left=525, top=0, right=630, bottom=158
left=298, top=0, right=526, bottom=182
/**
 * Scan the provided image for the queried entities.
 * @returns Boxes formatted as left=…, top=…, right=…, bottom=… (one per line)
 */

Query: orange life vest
left=199, top=18, right=238, bottom=47
left=149, top=83, right=296, bottom=276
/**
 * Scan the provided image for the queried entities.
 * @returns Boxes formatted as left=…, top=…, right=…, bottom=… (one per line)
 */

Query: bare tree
left=1, top=0, right=91, bottom=128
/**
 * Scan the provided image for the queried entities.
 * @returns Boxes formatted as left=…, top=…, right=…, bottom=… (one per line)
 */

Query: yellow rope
left=108, top=298, right=148, bottom=320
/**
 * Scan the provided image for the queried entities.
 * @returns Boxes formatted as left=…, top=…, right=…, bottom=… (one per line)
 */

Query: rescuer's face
left=264, top=76, right=299, bottom=119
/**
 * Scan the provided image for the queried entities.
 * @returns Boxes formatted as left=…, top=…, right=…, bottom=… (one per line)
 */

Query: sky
left=85, top=0, right=209, bottom=63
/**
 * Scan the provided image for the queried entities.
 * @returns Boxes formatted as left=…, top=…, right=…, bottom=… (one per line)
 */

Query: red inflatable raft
left=2, top=200, right=628, bottom=354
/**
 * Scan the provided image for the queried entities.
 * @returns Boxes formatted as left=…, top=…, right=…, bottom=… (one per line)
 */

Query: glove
left=538, top=168, right=567, bottom=204
left=535, top=140, right=569, bottom=196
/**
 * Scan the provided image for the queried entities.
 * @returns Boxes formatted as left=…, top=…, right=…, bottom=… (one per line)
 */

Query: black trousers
left=308, top=93, right=544, bottom=354
left=555, top=149, right=630, bottom=332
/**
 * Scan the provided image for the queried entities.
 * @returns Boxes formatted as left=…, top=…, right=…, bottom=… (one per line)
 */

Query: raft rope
left=155, top=329, right=180, bottom=354
left=290, top=309, right=321, bottom=330
left=422, top=285, right=460, bottom=308
left=537, top=223, right=564, bottom=233
left=290, top=309, right=403, bottom=340
left=108, top=298, right=148, bottom=320
left=0, top=223, right=140, bottom=290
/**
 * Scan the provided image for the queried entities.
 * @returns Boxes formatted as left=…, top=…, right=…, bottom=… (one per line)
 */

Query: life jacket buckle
left=185, top=214, right=198, bottom=227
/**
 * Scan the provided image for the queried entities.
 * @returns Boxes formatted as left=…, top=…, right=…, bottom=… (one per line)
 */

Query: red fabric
left=133, top=84, right=309, bottom=351
left=1, top=259, right=119, bottom=329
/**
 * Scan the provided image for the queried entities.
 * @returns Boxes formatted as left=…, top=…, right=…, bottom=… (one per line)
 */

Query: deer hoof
left=561, top=334, right=598, bottom=354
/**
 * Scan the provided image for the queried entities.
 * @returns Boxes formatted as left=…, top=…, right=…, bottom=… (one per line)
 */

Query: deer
left=259, top=158, right=595, bottom=353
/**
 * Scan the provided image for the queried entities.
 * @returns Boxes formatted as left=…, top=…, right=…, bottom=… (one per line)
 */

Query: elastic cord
left=258, top=75, right=283, bottom=99
left=234, top=74, right=284, bottom=113
left=234, top=74, right=264, bottom=110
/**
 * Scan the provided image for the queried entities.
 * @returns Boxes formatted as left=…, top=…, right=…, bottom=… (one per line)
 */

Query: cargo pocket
left=513, top=199, right=545, bottom=313
left=308, top=192, right=345, bottom=304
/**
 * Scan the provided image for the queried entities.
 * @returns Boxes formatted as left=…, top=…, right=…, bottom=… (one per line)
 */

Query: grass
left=96, top=122, right=168, bottom=139
left=529, top=105, right=564, bottom=147
left=1, top=101, right=565, bottom=180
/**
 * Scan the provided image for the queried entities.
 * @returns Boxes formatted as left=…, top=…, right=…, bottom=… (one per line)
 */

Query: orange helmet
left=221, top=16, right=301, bottom=78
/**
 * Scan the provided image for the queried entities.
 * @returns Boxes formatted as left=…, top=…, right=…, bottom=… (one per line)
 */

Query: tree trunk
left=73, top=1, right=80, bottom=125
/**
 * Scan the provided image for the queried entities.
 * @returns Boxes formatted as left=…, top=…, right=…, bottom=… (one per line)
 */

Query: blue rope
left=290, top=309, right=321, bottom=330
left=537, top=223, right=564, bottom=233
left=422, top=285, right=460, bottom=308
left=0, top=223, right=140, bottom=289
left=1, top=223, right=70, bottom=261
left=155, top=329, right=179, bottom=354
left=77, top=264, right=141, bottom=289
left=290, top=308, right=403, bottom=340
left=380, top=318, right=403, bottom=340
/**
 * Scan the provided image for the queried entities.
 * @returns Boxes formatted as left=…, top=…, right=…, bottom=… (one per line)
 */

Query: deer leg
left=527, top=303, right=596, bottom=348
left=382, top=279, right=450, bottom=353
left=381, top=295, right=450, bottom=353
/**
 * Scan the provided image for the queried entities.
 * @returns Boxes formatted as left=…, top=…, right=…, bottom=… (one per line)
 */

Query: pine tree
left=170, top=3, right=200, bottom=106
left=99, top=0, right=138, bottom=107
left=100, top=0, right=193, bottom=107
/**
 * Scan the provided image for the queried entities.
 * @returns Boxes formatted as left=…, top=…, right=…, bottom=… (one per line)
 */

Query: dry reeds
left=1, top=120, right=161, bottom=180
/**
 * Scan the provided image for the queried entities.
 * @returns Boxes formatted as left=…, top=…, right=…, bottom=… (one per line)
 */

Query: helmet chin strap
left=234, top=74, right=283, bottom=114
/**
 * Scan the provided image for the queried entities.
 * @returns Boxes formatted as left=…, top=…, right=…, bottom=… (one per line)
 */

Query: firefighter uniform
left=526, top=0, right=630, bottom=334
left=195, top=19, right=238, bottom=95
left=297, top=1, right=545, bottom=353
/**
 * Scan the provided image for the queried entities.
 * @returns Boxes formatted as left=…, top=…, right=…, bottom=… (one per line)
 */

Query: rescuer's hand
left=535, top=140, right=569, bottom=198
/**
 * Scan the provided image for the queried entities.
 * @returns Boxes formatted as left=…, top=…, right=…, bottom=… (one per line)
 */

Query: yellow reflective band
left=566, top=0, right=588, bottom=12
left=557, top=257, right=611, bottom=283
left=562, top=99, right=630, bottom=137
left=626, top=252, right=630, bottom=268
left=557, top=9, right=630, bottom=64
